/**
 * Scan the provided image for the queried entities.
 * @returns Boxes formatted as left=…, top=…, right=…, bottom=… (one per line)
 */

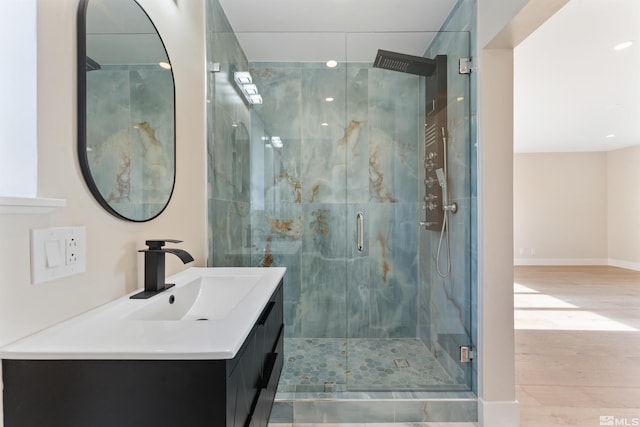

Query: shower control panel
left=421, top=124, right=445, bottom=230
left=420, top=55, right=447, bottom=231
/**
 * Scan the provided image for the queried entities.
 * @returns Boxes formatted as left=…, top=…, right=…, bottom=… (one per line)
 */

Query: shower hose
left=436, top=127, right=452, bottom=278
left=436, top=208, right=452, bottom=278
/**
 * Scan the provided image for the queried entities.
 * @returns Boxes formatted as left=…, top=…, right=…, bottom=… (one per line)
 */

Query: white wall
left=514, top=148, right=640, bottom=270
left=607, top=145, right=640, bottom=269
left=477, top=0, right=568, bottom=425
left=0, top=0, right=206, bottom=421
left=514, top=152, right=608, bottom=264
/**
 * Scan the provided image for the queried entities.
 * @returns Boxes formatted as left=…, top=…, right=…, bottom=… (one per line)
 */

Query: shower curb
left=270, top=396, right=478, bottom=423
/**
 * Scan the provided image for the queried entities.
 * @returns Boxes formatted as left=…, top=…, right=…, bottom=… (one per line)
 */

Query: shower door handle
left=357, top=212, right=364, bottom=252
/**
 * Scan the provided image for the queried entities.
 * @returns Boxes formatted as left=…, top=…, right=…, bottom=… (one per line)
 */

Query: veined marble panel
left=345, top=66, right=371, bottom=203
left=301, top=67, right=346, bottom=139
left=368, top=69, right=420, bottom=204
left=86, top=68, right=174, bottom=219
left=302, top=203, right=348, bottom=258
left=207, top=0, right=252, bottom=269
left=250, top=65, right=303, bottom=139
left=299, top=252, right=347, bottom=338
left=262, top=137, right=303, bottom=205
left=209, top=198, right=251, bottom=267
left=367, top=203, right=419, bottom=338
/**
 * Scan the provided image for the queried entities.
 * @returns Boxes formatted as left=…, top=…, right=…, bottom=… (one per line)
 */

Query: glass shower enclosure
left=206, top=3, right=475, bottom=418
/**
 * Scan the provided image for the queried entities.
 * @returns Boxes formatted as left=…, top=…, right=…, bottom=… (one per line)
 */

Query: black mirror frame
left=77, top=0, right=176, bottom=222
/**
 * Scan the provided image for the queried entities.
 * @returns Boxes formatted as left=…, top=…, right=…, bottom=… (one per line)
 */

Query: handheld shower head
left=435, top=168, right=446, bottom=189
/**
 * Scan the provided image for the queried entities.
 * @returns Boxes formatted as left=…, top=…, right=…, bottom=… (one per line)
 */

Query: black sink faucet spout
left=131, top=239, right=194, bottom=299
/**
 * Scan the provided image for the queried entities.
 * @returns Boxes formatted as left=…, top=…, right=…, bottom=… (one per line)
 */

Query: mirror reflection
left=79, top=0, right=175, bottom=221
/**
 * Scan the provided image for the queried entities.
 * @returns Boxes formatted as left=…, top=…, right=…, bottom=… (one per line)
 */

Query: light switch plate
left=31, top=226, right=86, bottom=284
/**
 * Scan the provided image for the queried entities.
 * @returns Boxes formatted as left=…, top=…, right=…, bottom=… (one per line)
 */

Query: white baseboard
left=514, top=258, right=607, bottom=266
left=608, top=259, right=640, bottom=272
left=514, top=258, right=640, bottom=272
left=478, top=399, right=520, bottom=427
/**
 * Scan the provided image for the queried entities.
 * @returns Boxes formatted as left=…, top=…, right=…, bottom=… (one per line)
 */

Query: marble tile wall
left=206, top=0, right=252, bottom=267
left=86, top=65, right=174, bottom=219
left=419, top=0, right=477, bottom=390
left=248, top=62, right=422, bottom=339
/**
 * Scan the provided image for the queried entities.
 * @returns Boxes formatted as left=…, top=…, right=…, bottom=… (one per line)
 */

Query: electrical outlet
left=66, top=237, right=79, bottom=265
left=31, top=226, right=86, bottom=284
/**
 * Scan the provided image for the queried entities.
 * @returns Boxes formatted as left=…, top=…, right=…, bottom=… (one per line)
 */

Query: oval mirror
left=77, top=0, right=175, bottom=222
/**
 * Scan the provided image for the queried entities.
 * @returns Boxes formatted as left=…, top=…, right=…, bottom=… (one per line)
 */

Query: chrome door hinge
left=460, top=345, right=476, bottom=363
left=459, top=58, right=473, bottom=74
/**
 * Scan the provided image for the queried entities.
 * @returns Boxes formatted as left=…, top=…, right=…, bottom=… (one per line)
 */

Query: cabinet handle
left=261, top=352, right=278, bottom=389
left=357, top=212, right=364, bottom=252
left=257, top=301, right=275, bottom=325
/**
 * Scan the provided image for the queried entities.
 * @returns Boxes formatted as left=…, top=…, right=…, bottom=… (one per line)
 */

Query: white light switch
left=44, top=239, right=63, bottom=267
left=31, top=227, right=86, bottom=284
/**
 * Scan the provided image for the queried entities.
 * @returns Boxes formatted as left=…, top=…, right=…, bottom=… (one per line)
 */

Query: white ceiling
left=515, top=0, right=640, bottom=153
left=87, top=0, right=168, bottom=65
left=217, top=0, right=640, bottom=153
left=217, top=0, right=458, bottom=62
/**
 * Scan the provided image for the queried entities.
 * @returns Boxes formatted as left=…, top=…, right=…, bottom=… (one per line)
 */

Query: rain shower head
left=373, top=49, right=437, bottom=77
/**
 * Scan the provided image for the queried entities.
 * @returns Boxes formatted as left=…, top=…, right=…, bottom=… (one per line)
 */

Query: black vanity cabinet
left=2, top=281, right=284, bottom=427
left=226, top=281, right=284, bottom=427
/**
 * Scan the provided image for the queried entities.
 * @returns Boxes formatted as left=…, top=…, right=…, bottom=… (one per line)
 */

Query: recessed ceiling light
left=159, top=61, right=171, bottom=70
left=325, top=97, right=335, bottom=102
left=606, top=134, right=616, bottom=138
left=321, top=122, right=329, bottom=127
left=614, top=41, right=633, bottom=51
left=326, top=60, right=338, bottom=68
left=457, top=96, right=464, bottom=102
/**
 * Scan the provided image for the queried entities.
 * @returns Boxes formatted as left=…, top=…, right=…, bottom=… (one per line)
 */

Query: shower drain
left=394, top=359, right=411, bottom=368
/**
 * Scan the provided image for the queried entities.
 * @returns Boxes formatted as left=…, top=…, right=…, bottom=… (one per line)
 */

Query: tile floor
left=515, top=266, right=640, bottom=427
left=278, top=338, right=455, bottom=392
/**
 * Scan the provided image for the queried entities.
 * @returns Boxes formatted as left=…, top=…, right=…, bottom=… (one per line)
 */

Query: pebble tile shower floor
left=279, top=338, right=456, bottom=392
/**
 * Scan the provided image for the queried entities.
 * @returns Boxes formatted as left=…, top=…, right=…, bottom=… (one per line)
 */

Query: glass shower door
left=246, top=48, right=351, bottom=394
left=344, top=31, right=474, bottom=392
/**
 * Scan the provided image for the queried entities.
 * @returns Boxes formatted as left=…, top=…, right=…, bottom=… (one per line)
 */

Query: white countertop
left=0, top=267, right=286, bottom=360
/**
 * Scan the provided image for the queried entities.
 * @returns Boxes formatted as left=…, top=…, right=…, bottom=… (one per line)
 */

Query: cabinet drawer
left=257, top=281, right=283, bottom=353
left=256, top=328, right=283, bottom=425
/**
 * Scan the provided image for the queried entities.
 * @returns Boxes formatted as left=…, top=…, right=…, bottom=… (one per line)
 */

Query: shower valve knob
left=443, top=202, right=458, bottom=213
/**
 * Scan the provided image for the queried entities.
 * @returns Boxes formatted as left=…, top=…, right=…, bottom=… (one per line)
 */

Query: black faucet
left=130, top=239, right=194, bottom=299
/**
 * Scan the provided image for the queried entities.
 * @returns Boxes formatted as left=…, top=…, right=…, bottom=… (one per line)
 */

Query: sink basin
left=126, top=275, right=262, bottom=321
left=0, top=267, right=286, bottom=360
